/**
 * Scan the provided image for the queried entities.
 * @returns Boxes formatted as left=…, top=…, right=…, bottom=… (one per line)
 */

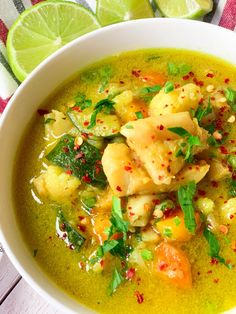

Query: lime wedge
left=7, top=1, right=101, bottom=82
left=154, top=0, right=213, bottom=18
left=97, top=0, right=154, bottom=26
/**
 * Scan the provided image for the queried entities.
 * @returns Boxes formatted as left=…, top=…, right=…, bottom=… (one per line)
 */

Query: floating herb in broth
left=14, top=48, right=236, bottom=314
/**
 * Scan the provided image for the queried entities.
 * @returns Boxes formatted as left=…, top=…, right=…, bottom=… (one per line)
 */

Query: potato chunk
left=33, top=165, right=80, bottom=202
left=220, top=198, right=236, bottom=224
left=121, top=112, right=209, bottom=185
left=127, top=195, right=157, bottom=227
left=208, top=159, right=231, bottom=181
left=149, top=83, right=202, bottom=117
left=114, top=90, right=148, bottom=123
left=44, top=110, right=73, bottom=141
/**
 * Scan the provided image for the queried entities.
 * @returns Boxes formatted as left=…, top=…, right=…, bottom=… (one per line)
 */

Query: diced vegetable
left=225, top=87, right=236, bottom=112
left=220, top=198, right=236, bottom=224
left=33, top=165, right=81, bottom=202
left=207, top=159, right=231, bottom=181
left=155, top=211, right=200, bottom=242
left=154, top=242, right=192, bottom=289
left=195, top=197, right=214, bottom=215
left=149, top=83, right=202, bottom=117
left=56, top=210, right=85, bottom=251
left=67, top=105, right=120, bottom=137
left=127, top=195, right=157, bottom=227
left=228, top=155, right=236, bottom=170
left=44, top=110, right=73, bottom=141
left=141, top=227, right=160, bottom=243
left=114, top=91, right=148, bottom=123
left=46, top=134, right=107, bottom=188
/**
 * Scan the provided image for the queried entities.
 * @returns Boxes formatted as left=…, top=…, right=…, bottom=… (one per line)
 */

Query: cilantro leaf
left=135, top=111, right=144, bottom=119
left=74, top=92, right=92, bottom=110
left=111, top=196, right=129, bottom=239
left=194, top=98, right=212, bottom=124
left=140, top=85, right=162, bottom=95
left=88, top=98, right=115, bottom=129
left=173, top=216, right=181, bottom=226
left=225, top=88, right=236, bottom=112
left=229, top=179, right=236, bottom=197
left=108, top=268, right=124, bottom=295
left=203, top=228, right=230, bottom=268
left=167, top=62, right=191, bottom=76
left=177, top=181, right=197, bottom=233
left=164, top=81, right=174, bottom=94
left=168, top=127, right=201, bottom=163
left=163, top=228, right=173, bottom=238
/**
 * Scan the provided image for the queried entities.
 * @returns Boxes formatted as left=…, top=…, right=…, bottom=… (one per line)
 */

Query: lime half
left=97, top=0, right=154, bottom=26
left=7, top=1, right=101, bottom=82
left=154, top=0, right=213, bottom=18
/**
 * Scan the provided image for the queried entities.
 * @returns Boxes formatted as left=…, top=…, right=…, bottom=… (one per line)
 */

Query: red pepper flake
left=224, top=78, right=230, bottom=84
left=182, top=75, right=190, bottom=80
left=116, top=185, right=122, bottom=192
left=159, top=124, right=164, bottom=130
left=72, top=106, right=82, bottom=112
left=211, top=181, right=219, bottom=188
left=193, top=77, right=204, bottom=87
left=197, top=271, right=201, bottom=276
left=207, top=270, right=213, bottom=274
left=65, top=170, right=72, bottom=175
left=100, top=259, right=104, bottom=268
left=82, top=174, right=91, bottom=183
left=198, top=189, right=206, bottom=196
left=78, top=225, right=86, bottom=232
left=210, top=257, right=219, bottom=265
left=126, top=268, right=136, bottom=280
left=206, top=72, right=214, bottom=78
left=213, top=278, right=219, bottom=283
left=152, top=199, right=161, bottom=205
left=120, top=80, right=125, bottom=84
left=124, top=166, right=132, bottom=171
left=132, top=69, right=141, bottom=77
left=198, top=97, right=204, bottom=104
left=37, top=108, right=49, bottom=115
left=230, top=214, right=235, bottom=220
left=78, top=261, right=84, bottom=269
left=60, top=223, right=66, bottom=230
left=95, top=165, right=101, bottom=174
left=83, top=121, right=89, bottom=127
left=75, top=152, right=84, bottom=159
left=134, top=291, right=144, bottom=304
left=63, top=147, right=69, bottom=153
left=69, top=244, right=75, bottom=250
left=189, top=71, right=194, bottom=77
left=159, top=261, right=168, bottom=271
left=220, top=146, right=228, bottom=155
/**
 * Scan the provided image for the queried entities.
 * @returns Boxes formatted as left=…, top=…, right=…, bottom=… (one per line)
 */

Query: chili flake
left=134, top=291, right=144, bottom=304
left=116, top=186, right=122, bottom=192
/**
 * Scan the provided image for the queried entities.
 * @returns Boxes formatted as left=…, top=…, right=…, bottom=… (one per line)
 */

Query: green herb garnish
left=135, top=111, right=144, bottom=119
left=164, top=81, right=174, bottom=93
left=173, top=216, right=181, bottom=226
left=177, top=181, right=197, bottom=233
left=141, top=249, right=153, bottom=261
left=44, top=118, right=56, bottom=124
left=108, top=268, right=124, bottom=295
left=228, top=179, right=236, bottom=197
left=194, top=98, right=212, bottom=124
left=74, top=92, right=92, bottom=110
left=225, top=87, right=236, bottom=112
left=228, top=155, right=236, bottom=170
left=125, top=124, right=134, bottom=129
left=168, top=127, right=201, bottom=162
left=167, top=62, right=191, bottom=76
left=140, top=85, right=162, bottom=95
left=163, top=228, right=173, bottom=238
left=146, top=55, right=160, bottom=62
left=88, top=98, right=115, bottom=129
left=203, top=227, right=231, bottom=268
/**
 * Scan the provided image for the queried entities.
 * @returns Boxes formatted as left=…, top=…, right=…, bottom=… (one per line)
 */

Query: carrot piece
left=155, top=242, right=192, bottom=289
left=92, top=213, right=111, bottom=244
left=140, top=72, right=166, bottom=86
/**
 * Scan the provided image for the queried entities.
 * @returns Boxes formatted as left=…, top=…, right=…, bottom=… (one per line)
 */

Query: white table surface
left=0, top=252, right=65, bottom=314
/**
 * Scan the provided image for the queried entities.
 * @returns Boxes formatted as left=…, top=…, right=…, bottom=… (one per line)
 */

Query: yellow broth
left=14, top=49, right=236, bottom=314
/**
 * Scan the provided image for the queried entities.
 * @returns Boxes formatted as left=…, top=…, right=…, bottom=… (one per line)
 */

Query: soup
left=14, top=49, right=236, bottom=314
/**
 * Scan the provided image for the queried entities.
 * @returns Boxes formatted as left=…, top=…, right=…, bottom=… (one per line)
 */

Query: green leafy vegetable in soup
left=14, top=49, right=236, bottom=314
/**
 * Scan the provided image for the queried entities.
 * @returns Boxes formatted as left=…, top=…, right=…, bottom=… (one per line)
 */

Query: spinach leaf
left=168, top=127, right=201, bottom=163
left=177, top=181, right=197, bottom=233
left=46, top=134, right=107, bottom=188
left=225, top=88, right=236, bottom=112
left=88, top=98, right=115, bottom=129
left=194, top=98, right=212, bottom=124
left=203, top=228, right=231, bottom=268
left=56, top=210, right=85, bottom=251
left=108, top=268, right=124, bottom=295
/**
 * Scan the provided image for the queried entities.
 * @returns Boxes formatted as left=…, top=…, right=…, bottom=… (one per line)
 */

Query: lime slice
left=154, top=0, right=213, bottom=18
left=97, top=0, right=154, bottom=26
left=7, top=1, right=101, bottom=82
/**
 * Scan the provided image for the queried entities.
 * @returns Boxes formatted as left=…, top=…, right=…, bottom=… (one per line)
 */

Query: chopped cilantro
left=98, top=65, right=113, bottom=93
left=141, top=249, right=153, bottom=261
left=163, top=228, right=173, bottom=238
left=228, top=155, right=236, bottom=170
left=228, top=179, right=236, bottom=197
left=135, top=111, right=144, bottom=119
left=125, top=124, right=134, bottom=129
left=108, top=268, right=124, bottom=295
left=168, top=127, right=201, bottom=163
left=74, top=92, right=92, bottom=110
left=88, top=98, right=115, bottom=129
left=167, top=62, right=191, bottom=76
left=203, top=228, right=231, bottom=268
left=173, top=216, right=181, bottom=226
left=194, top=98, right=212, bottom=124
left=164, top=81, right=174, bottom=94
left=140, top=85, right=162, bottom=95
left=225, top=88, right=236, bottom=112
left=177, top=181, right=197, bottom=233
left=146, top=55, right=160, bottom=62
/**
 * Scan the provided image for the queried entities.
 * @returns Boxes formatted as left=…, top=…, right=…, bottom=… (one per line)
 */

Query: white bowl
left=1, top=18, right=236, bottom=314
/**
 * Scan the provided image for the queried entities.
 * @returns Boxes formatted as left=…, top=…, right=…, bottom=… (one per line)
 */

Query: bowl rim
left=1, top=17, right=236, bottom=314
